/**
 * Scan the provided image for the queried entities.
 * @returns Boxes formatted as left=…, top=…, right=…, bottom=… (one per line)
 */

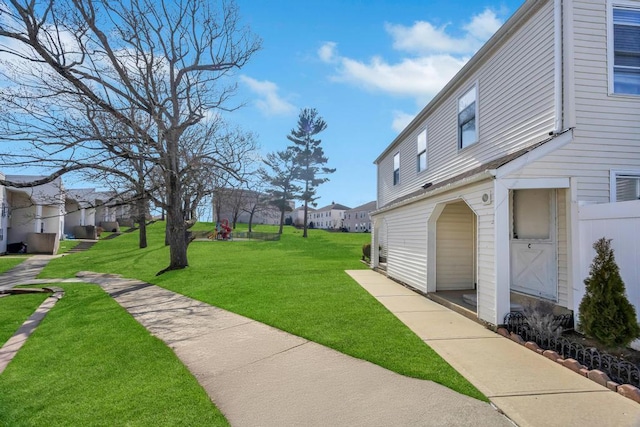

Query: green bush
left=578, top=237, right=640, bottom=348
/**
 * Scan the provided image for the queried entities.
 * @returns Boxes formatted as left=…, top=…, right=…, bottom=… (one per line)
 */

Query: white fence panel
left=578, top=200, right=640, bottom=322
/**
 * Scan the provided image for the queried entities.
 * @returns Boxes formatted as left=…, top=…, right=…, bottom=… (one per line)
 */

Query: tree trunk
left=248, top=209, right=254, bottom=232
left=158, top=166, right=189, bottom=274
left=137, top=195, right=147, bottom=249
left=302, top=201, right=309, bottom=238
left=278, top=208, right=285, bottom=235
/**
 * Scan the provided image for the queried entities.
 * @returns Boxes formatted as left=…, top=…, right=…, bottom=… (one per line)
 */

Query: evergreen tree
left=259, top=148, right=301, bottom=234
left=287, top=108, right=335, bottom=238
left=579, top=237, right=640, bottom=348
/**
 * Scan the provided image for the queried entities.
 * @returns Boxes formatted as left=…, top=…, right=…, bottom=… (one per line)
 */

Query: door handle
left=528, top=243, right=532, bottom=249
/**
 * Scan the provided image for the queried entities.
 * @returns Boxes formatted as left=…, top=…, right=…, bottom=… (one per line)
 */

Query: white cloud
left=385, top=8, right=502, bottom=55
left=318, top=8, right=506, bottom=132
left=240, top=75, right=296, bottom=117
left=336, top=54, right=467, bottom=102
left=392, top=110, right=416, bottom=133
left=318, top=42, right=337, bottom=63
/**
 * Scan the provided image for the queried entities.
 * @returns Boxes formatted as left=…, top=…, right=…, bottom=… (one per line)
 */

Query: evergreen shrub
left=578, top=237, right=640, bottom=348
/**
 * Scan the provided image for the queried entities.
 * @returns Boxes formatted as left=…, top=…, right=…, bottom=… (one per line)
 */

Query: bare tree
left=0, top=0, right=261, bottom=273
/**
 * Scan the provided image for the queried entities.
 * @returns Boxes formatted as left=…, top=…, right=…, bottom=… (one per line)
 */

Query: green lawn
left=41, top=221, right=486, bottom=401
left=57, top=239, right=81, bottom=254
left=0, top=293, right=49, bottom=347
left=0, top=257, right=28, bottom=273
left=0, top=284, right=227, bottom=426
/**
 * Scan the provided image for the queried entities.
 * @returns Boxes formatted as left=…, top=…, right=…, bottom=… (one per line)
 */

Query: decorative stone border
left=497, top=327, right=640, bottom=404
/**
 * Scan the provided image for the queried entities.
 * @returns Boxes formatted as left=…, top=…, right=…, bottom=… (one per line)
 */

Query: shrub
left=362, top=243, right=372, bottom=261
left=579, top=237, right=640, bottom=348
left=524, top=300, right=564, bottom=337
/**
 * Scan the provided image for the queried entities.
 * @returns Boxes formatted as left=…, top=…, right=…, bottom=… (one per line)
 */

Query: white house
left=371, top=0, right=640, bottom=327
left=343, top=201, right=376, bottom=232
left=2, top=174, right=65, bottom=254
left=65, top=188, right=98, bottom=236
left=309, top=202, right=351, bottom=230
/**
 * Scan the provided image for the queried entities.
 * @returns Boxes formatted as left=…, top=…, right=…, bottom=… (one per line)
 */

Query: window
left=612, top=5, right=640, bottom=95
left=612, top=171, right=640, bottom=201
left=393, top=152, right=400, bottom=185
left=458, top=86, right=478, bottom=148
left=417, top=129, right=427, bottom=172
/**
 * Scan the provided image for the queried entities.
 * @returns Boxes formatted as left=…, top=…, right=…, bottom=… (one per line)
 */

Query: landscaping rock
left=525, top=341, right=540, bottom=352
left=618, top=384, right=640, bottom=404
left=497, top=327, right=510, bottom=338
left=542, top=349, right=561, bottom=362
left=562, top=358, right=584, bottom=373
left=510, top=332, right=525, bottom=345
left=587, top=369, right=611, bottom=387
left=607, top=381, right=620, bottom=392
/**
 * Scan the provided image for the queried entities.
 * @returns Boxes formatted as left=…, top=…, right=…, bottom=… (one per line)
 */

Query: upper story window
left=393, top=152, right=400, bottom=185
left=611, top=171, right=640, bottom=201
left=611, top=4, right=640, bottom=95
left=417, top=129, right=427, bottom=172
left=458, top=85, right=478, bottom=149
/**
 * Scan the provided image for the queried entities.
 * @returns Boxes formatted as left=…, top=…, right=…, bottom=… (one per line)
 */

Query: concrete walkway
left=76, top=271, right=512, bottom=427
left=346, top=270, right=640, bottom=427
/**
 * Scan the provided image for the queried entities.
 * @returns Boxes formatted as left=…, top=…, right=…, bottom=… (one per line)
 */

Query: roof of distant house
left=346, top=201, right=376, bottom=212
left=315, top=202, right=351, bottom=212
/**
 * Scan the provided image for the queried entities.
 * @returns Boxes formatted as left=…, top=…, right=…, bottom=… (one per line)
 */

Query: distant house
left=212, top=188, right=289, bottom=226
left=1, top=174, right=65, bottom=254
left=288, top=205, right=315, bottom=227
left=371, top=0, right=640, bottom=327
left=308, top=202, right=351, bottom=230
left=342, top=201, right=376, bottom=232
left=65, top=188, right=98, bottom=237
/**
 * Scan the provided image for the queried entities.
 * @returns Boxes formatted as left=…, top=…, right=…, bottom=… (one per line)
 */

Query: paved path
left=0, top=255, right=59, bottom=291
left=346, top=270, right=640, bottom=427
left=76, top=271, right=511, bottom=427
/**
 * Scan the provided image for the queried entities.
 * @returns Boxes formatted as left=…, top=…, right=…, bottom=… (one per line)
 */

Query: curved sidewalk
left=77, top=271, right=512, bottom=427
left=346, top=270, right=640, bottom=427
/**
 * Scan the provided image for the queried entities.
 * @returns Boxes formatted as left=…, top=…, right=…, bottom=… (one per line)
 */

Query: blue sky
left=226, top=0, right=525, bottom=210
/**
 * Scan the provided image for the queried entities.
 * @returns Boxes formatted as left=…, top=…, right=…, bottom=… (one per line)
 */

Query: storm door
left=510, top=189, right=557, bottom=300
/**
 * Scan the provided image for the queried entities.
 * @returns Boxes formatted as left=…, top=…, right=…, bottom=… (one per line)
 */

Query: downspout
left=553, top=0, right=564, bottom=133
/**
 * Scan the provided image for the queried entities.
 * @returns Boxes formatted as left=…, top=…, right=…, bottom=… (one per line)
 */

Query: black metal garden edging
left=504, top=312, right=640, bottom=388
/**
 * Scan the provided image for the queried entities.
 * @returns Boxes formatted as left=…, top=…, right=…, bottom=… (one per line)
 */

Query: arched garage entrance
left=428, top=199, right=477, bottom=313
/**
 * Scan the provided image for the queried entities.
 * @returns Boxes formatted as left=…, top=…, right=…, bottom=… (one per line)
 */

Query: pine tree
left=578, top=237, right=640, bottom=348
left=259, top=148, right=301, bottom=234
left=287, top=108, right=335, bottom=238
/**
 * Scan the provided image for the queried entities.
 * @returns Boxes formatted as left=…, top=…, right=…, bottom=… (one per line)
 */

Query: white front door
left=510, top=189, right=557, bottom=300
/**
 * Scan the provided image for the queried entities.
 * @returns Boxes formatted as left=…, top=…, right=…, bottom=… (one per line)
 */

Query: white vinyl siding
left=372, top=180, right=499, bottom=323
left=609, top=2, right=640, bottom=95
left=376, top=0, right=556, bottom=208
left=513, top=0, right=640, bottom=203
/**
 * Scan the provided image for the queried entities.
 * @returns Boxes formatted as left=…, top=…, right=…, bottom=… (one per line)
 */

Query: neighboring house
left=371, top=0, right=640, bottom=327
left=93, top=191, right=138, bottom=229
left=343, top=201, right=376, bottom=232
left=1, top=174, right=65, bottom=254
left=65, top=188, right=98, bottom=236
left=308, top=202, right=351, bottom=230
left=212, top=188, right=288, bottom=226
left=288, top=205, right=315, bottom=227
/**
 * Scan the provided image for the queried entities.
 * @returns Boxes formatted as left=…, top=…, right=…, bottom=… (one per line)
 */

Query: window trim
left=610, top=169, right=640, bottom=201
left=393, top=152, right=400, bottom=185
left=458, top=84, right=479, bottom=149
left=417, top=128, right=428, bottom=173
left=608, top=1, right=640, bottom=96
